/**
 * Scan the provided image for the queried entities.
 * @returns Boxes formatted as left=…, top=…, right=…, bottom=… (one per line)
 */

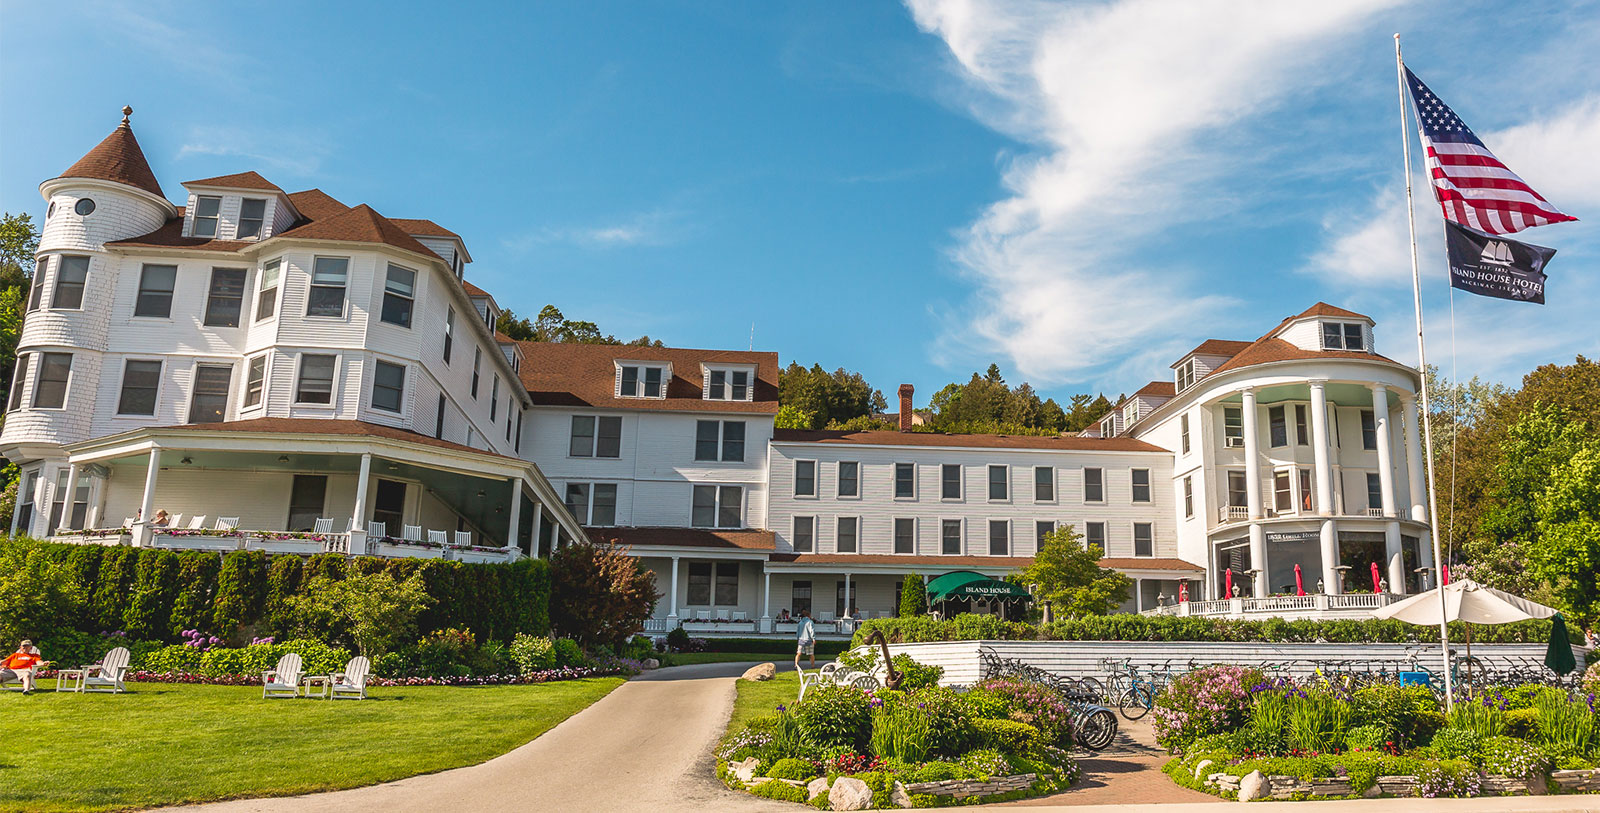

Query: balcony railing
left=1243, top=595, right=1317, bottom=613
left=50, top=526, right=519, bottom=563
left=1148, top=591, right=1397, bottom=618
left=1330, top=592, right=1384, bottom=610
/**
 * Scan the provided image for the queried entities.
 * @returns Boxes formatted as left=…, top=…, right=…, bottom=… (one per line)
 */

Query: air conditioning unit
left=1225, top=436, right=1245, bottom=448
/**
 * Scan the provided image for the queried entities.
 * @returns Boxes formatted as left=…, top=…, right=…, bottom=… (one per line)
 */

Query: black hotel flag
left=1443, top=220, right=1556, bottom=304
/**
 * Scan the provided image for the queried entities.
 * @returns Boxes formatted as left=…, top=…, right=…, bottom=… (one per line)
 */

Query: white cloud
left=502, top=208, right=693, bottom=252
left=177, top=125, right=331, bottom=178
left=907, top=0, right=1401, bottom=385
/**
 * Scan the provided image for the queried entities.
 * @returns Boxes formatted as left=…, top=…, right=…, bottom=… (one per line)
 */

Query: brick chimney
left=898, top=384, right=915, bottom=432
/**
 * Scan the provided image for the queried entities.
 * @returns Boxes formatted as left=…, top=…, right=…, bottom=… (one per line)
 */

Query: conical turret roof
left=56, top=109, right=164, bottom=199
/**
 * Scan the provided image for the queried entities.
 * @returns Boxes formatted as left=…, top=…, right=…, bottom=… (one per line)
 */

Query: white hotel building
left=5, top=114, right=1434, bottom=633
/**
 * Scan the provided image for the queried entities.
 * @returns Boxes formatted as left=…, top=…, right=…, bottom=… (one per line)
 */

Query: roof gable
left=57, top=120, right=164, bottom=199
left=517, top=342, right=780, bottom=414
left=184, top=170, right=282, bottom=192
left=277, top=203, right=437, bottom=259
left=284, top=189, right=349, bottom=221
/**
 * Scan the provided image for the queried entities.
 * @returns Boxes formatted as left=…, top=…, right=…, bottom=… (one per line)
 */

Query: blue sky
left=2, top=1, right=1596, bottom=406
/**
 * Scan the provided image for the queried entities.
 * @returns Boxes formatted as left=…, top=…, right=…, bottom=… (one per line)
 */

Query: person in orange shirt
left=1, top=640, right=49, bottom=694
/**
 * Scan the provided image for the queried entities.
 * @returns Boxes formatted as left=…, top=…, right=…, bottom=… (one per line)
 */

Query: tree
left=1020, top=526, right=1130, bottom=618
left=289, top=570, right=434, bottom=656
left=498, top=304, right=663, bottom=346
left=774, top=404, right=815, bottom=430
left=898, top=574, right=927, bottom=618
left=1530, top=443, right=1600, bottom=621
left=549, top=541, right=660, bottom=649
left=777, top=363, right=882, bottom=429
left=0, top=213, right=39, bottom=420
left=0, top=541, right=83, bottom=644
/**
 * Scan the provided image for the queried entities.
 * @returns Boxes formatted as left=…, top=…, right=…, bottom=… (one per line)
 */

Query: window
left=894, top=463, right=915, bottom=498
left=1183, top=476, right=1194, bottom=518
left=1367, top=472, right=1383, bottom=512
left=564, top=483, right=591, bottom=524
left=1269, top=405, right=1288, bottom=447
left=791, top=580, right=812, bottom=616
left=435, top=394, right=446, bottom=438
left=116, top=360, right=161, bottom=415
left=894, top=518, right=915, bottom=554
left=794, top=460, right=816, bottom=497
left=187, top=364, right=232, bottom=423
left=1273, top=470, right=1292, bottom=512
left=1085, top=521, right=1106, bottom=551
left=16, top=471, right=36, bottom=533
left=192, top=196, right=221, bottom=237
left=837, top=461, right=859, bottom=497
left=307, top=257, right=348, bottom=317
left=1227, top=471, right=1248, bottom=508
left=687, top=562, right=712, bottom=605
left=1180, top=414, right=1191, bottom=454
left=988, top=464, right=1008, bottom=501
left=203, top=267, right=246, bottom=327
left=1176, top=358, right=1196, bottom=391
left=7, top=353, right=28, bottom=411
left=792, top=516, right=815, bottom=552
left=1134, top=523, right=1154, bottom=557
left=941, top=464, right=962, bottom=499
left=372, top=361, right=405, bottom=413
left=618, top=365, right=665, bottom=397
left=48, top=469, right=68, bottom=532
left=52, top=255, right=88, bottom=309
left=490, top=376, right=500, bottom=421
left=1084, top=467, right=1104, bottom=502
left=238, top=198, right=266, bottom=239
left=1361, top=409, right=1377, bottom=450
left=443, top=308, right=454, bottom=363
left=1036, top=520, right=1055, bottom=546
left=1298, top=468, right=1314, bottom=512
left=295, top=354, right=336, bottom=404
left=1223, top=406, right=1244, bottom=447
left=28, top=257, right=48, bottom=311
left=471, top=347, right=481, bottom=398
left=691, top=485, right=741, bottom=528
left=74, top=198, right=95, bottom=216
left=1323, top=321, right=1365, bottom=350
left=694, top=420, right=744, bottom=462
left=1132, top=469, right=1151, bottom=503
left=373, top=479, right=406, bottom=534
left=1289, top=405, right=1306, bottom=446
left=381, top=264, right=415, bottom=328
left=988, top=520, right=1009, bottom=555
left=706, top=369, right=750, bottom=400
left=941, top=519, right=962, bottom=554
left=32, top=352, right=71, bottom=409
left=714, top=562, right=738, bottom=605
left=591, top=483, right=617, bottom=525
left=836, top=516, right=856, bottom=553
left=255, top=259, right=279, bottom=320
left=1035, top=466, right=1055, bottom=502
left=514, top=410, right=523, bottom=453
left=569, top=416, right=622, bottom=458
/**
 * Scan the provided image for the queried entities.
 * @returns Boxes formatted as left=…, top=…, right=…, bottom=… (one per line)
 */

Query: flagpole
left=1395, top=33, right=1455, bottom=709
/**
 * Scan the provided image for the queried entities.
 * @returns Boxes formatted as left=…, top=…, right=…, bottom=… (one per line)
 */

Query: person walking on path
left=793, top=610, right=815, bottom=673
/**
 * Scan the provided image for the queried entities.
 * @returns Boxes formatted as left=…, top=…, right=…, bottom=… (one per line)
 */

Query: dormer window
left=238, top=198, right=266, bottom=239
left=1322, top=322, right=1366, bottom=351
left=1176, top=358, right=1196, bottom=392
left=193, top=196, right=221, bottom=238
left=1123, top=402, right=1138, bottom=426
left=618, top=364, right=667, bottom=398
left=705, top=367, right=752, bottom=401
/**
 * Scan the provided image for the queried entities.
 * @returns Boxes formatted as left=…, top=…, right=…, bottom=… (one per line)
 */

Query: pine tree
left=898, top=574, right=927, bottom=618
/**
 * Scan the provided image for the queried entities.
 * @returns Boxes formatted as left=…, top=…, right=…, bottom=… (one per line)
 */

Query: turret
left=39, top=106, right=177, bottom=253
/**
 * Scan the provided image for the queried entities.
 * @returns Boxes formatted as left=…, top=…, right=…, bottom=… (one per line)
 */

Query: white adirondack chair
left=367, top=521, right=387, bottom=539
left=311, top=518, right=335, bottom=534
left=262, top=653, right=304, bottom=699
left=817, top=611, right=835, bottom=623
left=167, top=514, right=184, bottom=529
left=732, top=611, right=747, bottom=621
left=715, top=609, right=730, bottom=621
left=330, top=656, right=371, bottom=700
left=453, top=531, right=472, bottom=547
left=79, top=646, right=132, bottom=694
left=696, top=610, right=711, bottom=621
left=402, top=524, right=423, bottom=541
left=187, top=515, right=208, bottom=529
left=121, top=517, right=137, bottom=527
left=215, top=517, right=240, bottom=530
left=427, top=530, right=448, bottom=545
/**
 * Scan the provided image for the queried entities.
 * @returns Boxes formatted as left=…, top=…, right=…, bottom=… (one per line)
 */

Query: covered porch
left=41, top=419, right=584, bottom=563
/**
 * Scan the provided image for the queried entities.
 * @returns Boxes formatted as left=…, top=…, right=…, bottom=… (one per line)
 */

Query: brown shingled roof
left=771, top=428, right=1165, bottom=453
left=1099, top=557, right=1205, bottom=572
left=285, top=189, right=348, bottom=221
left=517, top=342, right=780, bottom=414
left=164, top=417, right=518, bottom=459
left=1209, top=338, right=1405, bottom=377
left=1172, top=339, right=1254, bottom=367
left=462, top=280, right=492, bottom=298
left=185, top=171, right=282, bottom=192
left=57, top=121, right=164, bottom=199
left=586, top=527, right=776, bottom=551
left=106, top=206, right=254, bottom=253
left=277, top=204, right=439, bottom=259
left=1134, top=381, right=1176, bottom=398
left=391, top=218, right=460, bottom=238
left=1292, top=302, right=1370, bottom=321
left=768, top=553, right=1032, bottom=568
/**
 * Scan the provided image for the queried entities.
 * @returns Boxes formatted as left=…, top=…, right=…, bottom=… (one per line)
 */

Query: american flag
left=1405, top=67, right=1577, bottom=235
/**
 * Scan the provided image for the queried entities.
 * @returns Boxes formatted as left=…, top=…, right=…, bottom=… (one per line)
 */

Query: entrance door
left=373, top=479, right=406, bottom=535
left=792, top=580, right=812, bottom=616
left=287, top=474, right=327, bottom=531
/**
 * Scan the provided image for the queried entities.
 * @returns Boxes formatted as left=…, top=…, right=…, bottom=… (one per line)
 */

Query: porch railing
left=1218, top=505, right=1249, bottom=523
left=1330, top=592, right=1385, bottom=610
left=1186, top=599, right=1233, bottom=616
left=1243, top=595, right=1317, bottom=613
left=641, top=618, right=669, bottom=633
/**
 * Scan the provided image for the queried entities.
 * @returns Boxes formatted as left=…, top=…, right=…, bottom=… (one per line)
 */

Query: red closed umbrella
left=1443, top=564, right=1451, bottom=585
left=1294, top=563, right=1305, bottom=596
left=1371, top=562, right=1383, bottom=593
left=1178, top=582, right=1188, bottom=603
left=1225, top=568, right=1234, bottom=598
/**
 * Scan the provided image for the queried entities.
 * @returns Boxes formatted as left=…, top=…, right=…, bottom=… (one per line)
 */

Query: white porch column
left=1242, top=389, right=1263, bottom=520
left=1372, top=385, right=1405, bottom=594
left=506, top=479, right=522, bottom=551
left=530, top=505, right=544, bottom=557
left=1247, top=524, right=1267, bottom=598
left=1309, top=381, right=1340, bottom=594
left=666, top=556, right=680, bottom=624
left=760, top=569, right=772, bottom=633
left=61, top=463, right=79, bottom=532
left=844, top=573, right=852, bottom=617
left=348, top=452, right=372, bottom=555
left=1134, top=578, right=1143, bottom=612
left=8, top=473, right=22, bottom=537
left=137, top=448, right=162, bottom=546
left=1400, top=392, right=1428, bottom=522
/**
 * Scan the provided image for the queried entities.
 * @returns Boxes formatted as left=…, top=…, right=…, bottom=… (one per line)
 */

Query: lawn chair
left=215, top=517, right=240, bottom=530
left=75, top=646, right=132, bottom=694
left=732, top=611, right=747, bottom=622
left=696, top=610, right=711, bottom=621
left=262, top=653, right=304, bottom=699
left=312, top=518, right=334, bottom=534
left=167, top=514, right=184, bottom=529
left=715, top=609, right=730, bottom=621
left=427, top=530, right=448, bottom=546
left=367, top=521, right=387, bottom=539
left=187, top=515, right=208, bottom=529
left=453, top=531, right=472, bottom=547
left=402, top=524, right=423, bottom=541
left=121, top=517, right=137, bottom=528
left=330, top=656, right=371, bottom=700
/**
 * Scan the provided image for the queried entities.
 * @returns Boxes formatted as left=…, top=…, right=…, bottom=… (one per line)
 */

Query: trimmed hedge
left=851, top=613, right=1555, bottom=646
left=694, top=636, right=851, bottom=656
left=4, top=539, right=550, bottom=646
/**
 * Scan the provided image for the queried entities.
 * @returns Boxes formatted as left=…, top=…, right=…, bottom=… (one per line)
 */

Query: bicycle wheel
left=1118, top=685, right=1154, bottom=721
left=1078, top=677, right=1107, bottom=704
left=1077, top=707, right=1118, bottom=751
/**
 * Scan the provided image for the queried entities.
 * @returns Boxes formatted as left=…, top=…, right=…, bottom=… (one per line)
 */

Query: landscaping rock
left=1376, top=776, right=1419, bottom=796
left=890, top=780, right=913, bottom=809
left=829, top=776, right=874, bottom=811
left=641, top=658, right=659, bottom=670
left=741, top=663, right=777, bottom=681
left=1192, top=759, right=1214, bottom=780
left=1362, top=783, right=1384, bottom=798
left=807, top=777, right=831, bottom=801
left=1237, top=771, right=1266, bottom=803
left=731, top=757, right=760, bottom=785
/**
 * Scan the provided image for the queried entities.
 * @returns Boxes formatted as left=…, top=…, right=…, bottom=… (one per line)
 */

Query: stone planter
left=1203, top=768, right=1600, bottom=800
left=904, top=772, right=1038, bottom=801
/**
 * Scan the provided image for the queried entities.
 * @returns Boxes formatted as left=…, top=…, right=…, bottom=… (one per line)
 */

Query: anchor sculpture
left=862, top=628, right=903, bottom=690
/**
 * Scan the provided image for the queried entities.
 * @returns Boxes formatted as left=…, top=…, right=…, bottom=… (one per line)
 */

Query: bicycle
left=1117, top=664, right=1161, bottom=720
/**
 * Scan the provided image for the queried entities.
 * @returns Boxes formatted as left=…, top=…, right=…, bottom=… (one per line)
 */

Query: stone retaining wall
left=904, top=772, right=1038, bottom=800
left=1205, top=768, right=1600, bottom=800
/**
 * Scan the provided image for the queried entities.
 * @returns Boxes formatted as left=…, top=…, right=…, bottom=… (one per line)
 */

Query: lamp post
left=1334, top=565, right=1352, bottom=594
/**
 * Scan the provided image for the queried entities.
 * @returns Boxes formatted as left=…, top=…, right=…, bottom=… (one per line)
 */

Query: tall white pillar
left=1248, top=524, right=1267, bottom=598
left=1241, top=389, right=1263, bottom=519
left=667, top=556, right=680, bottom=623
left=1320, top=520, right=1341, bottom=595
left=530, top=505, right=544, bottom=557
left=61, top=463, right=79, bottom=532
left=351, top=452, right=372, bottom=534
left=1400, top=393, right=1428, bottom=522
left=506, top=479, right=522, bottom=551
left=844, top=572, right=852, bottom=616
left=8, top=472, right=22, bottom=537
left=1134, top=578, right=1144, bottom=611
left=760, top=569, right=772, bottom=632
left=1308, top=381, right=1334, bottom=516
left=1372, top=385, right=1405, bottom=594
left=138, top=449, right=162, bottom=547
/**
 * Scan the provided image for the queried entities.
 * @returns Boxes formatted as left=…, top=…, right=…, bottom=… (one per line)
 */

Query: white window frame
left=293, top=353, right=339, bottom=407
left=702, top=364, right=755, bottom=401
left=939, top=518, right=964, bottom=556
left=7, top=352, right=31, bottom=412
left=987, top=518, right=1010, bottom=556
left=940, top=463, right=963, bottom=501
left=50, top=255, right=89, bottom=311
left=380, top=263, right=416, bottom=329
left=1132, top=522, right=1155, bottom=558
left=1131, top=468, right=1152, bottom=503
left=834, top=515, right=858, bottom=554
left=187, top=361, right=235, bottom=424
left=1183, top=476, right=1194, bottom=519
left=242, top=353, right=269, bottom=411
left=114, top=357, right=165, bottom=417
left=793, top=459, right=818, bottom=499
left=791, top=514, right=816, bottom=552
left=1034, top=465, right=1055, bottom=503
left=691, top=484, right=743, bottom=529
left=1083, top=467, right=1105, bottom=503
left=892, top=462, right=916, bottom=501
left=255, top=258, right=280, bottom=322
left=1084, top=521, right=1107, bottom=552
left=987, top=463, right=1009, bottom=503
left=1223, top=406, right=1244, bottom=448
left=306, top=256, right=349, bottom=319
left=836, top=460, right=860, bottom=499
left=892, top=517, right=917, bottom=555
left=1035, top=519, right=1057, bottom=548
left=371, top=359, right=407, bottom=415
left=1180, top=413, right=1191, bottom=455
left=616, top=362, right=670, bottom=398
left=192, top=195, right=221, bottom=237
left=1322, top=321, right=1367, bottom=351
left=569, top=415, right=623, bottom=458
left=238, top=197, right=267, bottom=239
left=565, top=481, right=619, bottom=527
left=31, top=352, right=73, bottom=411
left=1176, top=358, right=1195, bottom=391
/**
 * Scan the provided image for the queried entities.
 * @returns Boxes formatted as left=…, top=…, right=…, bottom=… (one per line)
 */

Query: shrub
left=1416, top=759, right=1481, bottom=798
left=794, top=684, right=872, bottom=752
left=1285, top=689, right=1352, bottom=754
left=909, top=686, right=977, bottom=757
left=1584, top=662, right=1600, bottom=698
left=1351, top=684, right=1441, bottom=748
left=261, top=554, right=303, bottom=637
left=141, top=643, right=204, bottom=673
left=510, top=634, right=557, bottom=673
left=908, top=760, right=963, bottom=782
left=767, top=757, right=818, bottom=781
left=1345, top=724, right=1393, bottom=752
left=898, top=574, right=926, bottom=618
left=288, top=570, right=433, bottom=657
left=1482, top=735, right=1551, bottom=780
left=0, top=541, right=84, bottom=643
left=1447, top=691, right=1507, bottom=738
left=210, top=550, right=267, bottom=640
left=168, top=553, right=219, bottom=639
left=1429, top=727, right=1483, bottom=761
left=1151, top=664, right=1263, bottom=751
left=870, top=703, right=931, bottom=762
left=957, top=748, right=1011, bottom=779
left=416, top=628, right=477, bottom=677
left=475, top=639, right=511, bottom=674
left=197, top=638, right=350, bottom=676
left=892, top=654, right=943, bottom=690
left=90, top=547, right=138, bottom=633
left=552, top=637, right=586, bottom=668
left=549, top=541, right=659, bottom=649
left=971, top=718, right=1042, bottom=755
left=971, top=679, right=1075, bottom=749
left=749, top=780, right=807, bottom=802
left=1504, top=707, right=1540, bottom=739
left=665, top=625, right=690, bottom=652
left=121, top=550, right=179, bottom=639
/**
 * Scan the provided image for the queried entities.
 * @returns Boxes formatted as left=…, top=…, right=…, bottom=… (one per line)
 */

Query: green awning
left=925, top=570, right=1033, bottom=603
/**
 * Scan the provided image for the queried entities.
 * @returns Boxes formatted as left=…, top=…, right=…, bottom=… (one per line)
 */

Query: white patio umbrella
left=1373, top=579, right=1557, bottom=625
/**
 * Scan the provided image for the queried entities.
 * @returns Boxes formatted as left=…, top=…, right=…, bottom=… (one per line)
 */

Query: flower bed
left=43, top=663, right=632, bottom=687
left=1156, top=665, right=1600, bottom=801
left=716, top=659, right=1081, bottom=808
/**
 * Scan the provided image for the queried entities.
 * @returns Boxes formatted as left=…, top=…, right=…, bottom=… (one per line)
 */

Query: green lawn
left=721, top=670, right=801, bottom=749
left=659, top=652, right=795, bottom=666
left=0, top=677, right=624, bottom=813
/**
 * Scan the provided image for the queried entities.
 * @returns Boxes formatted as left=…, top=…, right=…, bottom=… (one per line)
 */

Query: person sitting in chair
left=1, top=640, right=50, bottom=695
left=151, top=509, right=171, bottom=527
left=776, top=608, right=792, bottom=623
